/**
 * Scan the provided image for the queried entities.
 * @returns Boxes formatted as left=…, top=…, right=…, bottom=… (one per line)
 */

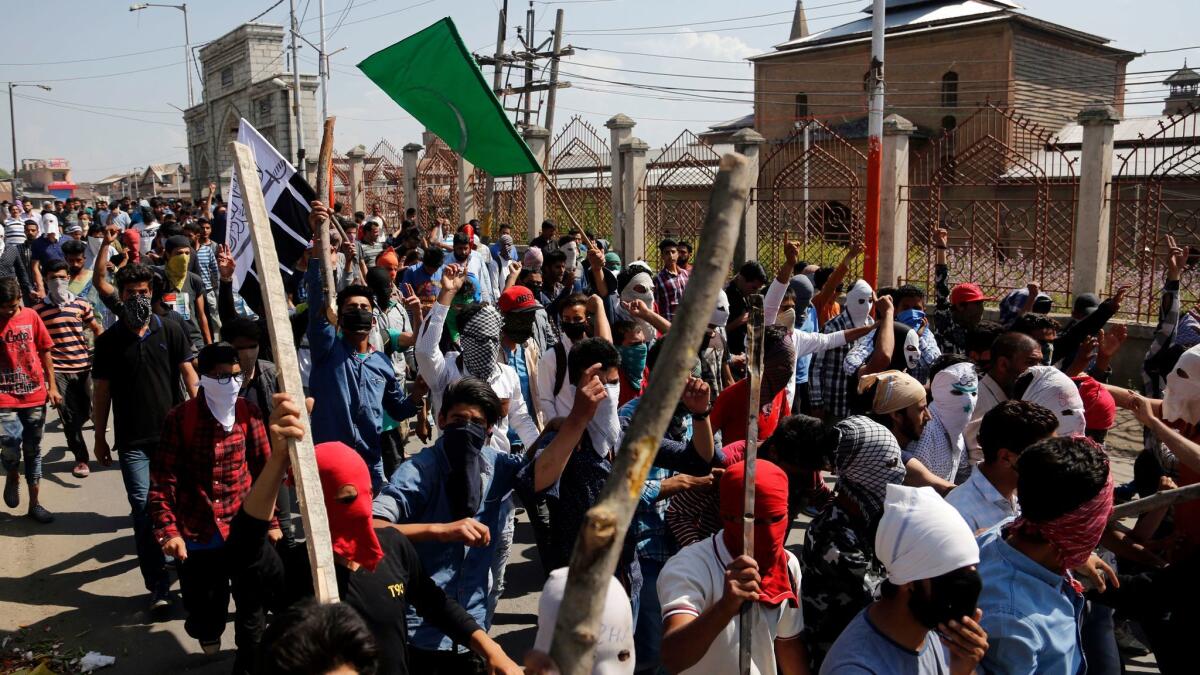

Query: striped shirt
left=654, top=267, right=690, bottom=321
left=194, top=242, right=219, bottom=292
left=35, top=298, right=94, bottom=373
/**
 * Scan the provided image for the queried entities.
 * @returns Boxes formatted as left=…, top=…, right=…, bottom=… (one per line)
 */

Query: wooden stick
left=548, top=153, right=754, bottom=675
left=314, top=117, right=339, bottom=324
left=542, top=169, right=595, bottom=251
left=231, top=140, right=340, bottom=603
left=739, top=294, right=765, bottom=675
left=1110, top=482, right=1200, bottom=520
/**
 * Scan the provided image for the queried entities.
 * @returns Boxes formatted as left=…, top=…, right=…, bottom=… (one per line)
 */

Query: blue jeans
left=486, top=495, right=516, bottom=627
left=634, top=557, right=667, bottom=674
left=1, top=406, right=46, bottom=484
left=118, top=445, right=169, bottom=593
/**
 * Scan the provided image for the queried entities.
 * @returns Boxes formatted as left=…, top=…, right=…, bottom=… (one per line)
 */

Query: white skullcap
left=533, top=568, right=634, bottom=674
left=875, top=484, right=979, bottom=585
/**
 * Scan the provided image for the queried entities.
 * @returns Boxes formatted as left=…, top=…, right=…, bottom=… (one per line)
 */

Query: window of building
left=52, top=171, right=66, bottom=182
left=795, top=93, right=809, bottom=121
left=221, top=66, right=233, bottom=88
left=941, top=71, right=959, bottom=108
left=256, top=96, right=273, bottom=122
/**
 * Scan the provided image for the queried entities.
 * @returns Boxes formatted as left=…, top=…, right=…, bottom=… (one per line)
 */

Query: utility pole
left=543, top=8, right=565, bottom=144
left=8, top=82, right=53, bottom=200
left=318, top=0, right=329, bottom=122
left=485, top=0, right=509, bottom=229
left=522, top=5, right=534, bottom=129
left=475, top=2, right=572, bottom=130
left=863, top=0, right=885, bottom=287
left=289, top=0, right=306, bottom=167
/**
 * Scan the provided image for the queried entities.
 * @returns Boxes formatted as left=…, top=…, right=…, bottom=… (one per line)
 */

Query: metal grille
left=1108, top=107, right=1200, bottom=322
left=493, top=175, right=527, bottom=234
left=362, top=140, right=404, bottom=227
left=641, top=130, right=721, bottom=266
left=905, top=104, right=1078, bottom=309
left=545, top=116, right=613, bottom=241
left=757, top=119, right=868, bottom=277
left=416, top=138, right=460, bottom=226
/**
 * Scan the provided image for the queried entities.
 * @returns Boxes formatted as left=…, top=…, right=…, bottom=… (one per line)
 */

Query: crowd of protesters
left=3, top=190, right=1200, bottom=675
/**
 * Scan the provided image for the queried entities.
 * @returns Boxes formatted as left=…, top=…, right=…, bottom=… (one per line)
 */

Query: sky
left=1, top=0, right=1196, bottom=182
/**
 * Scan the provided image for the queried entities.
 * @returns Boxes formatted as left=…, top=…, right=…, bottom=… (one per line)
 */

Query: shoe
left=3, top=475, right=17, bottom=508
left=150, top=587, right=172, bottom=612
left=27, top=504, right=54, bottom=524
left=72, top=462, right=90, bottom=478
left=200, top=640, right=221, bottom=656
left=1114, top=621, right=1150, bottom=656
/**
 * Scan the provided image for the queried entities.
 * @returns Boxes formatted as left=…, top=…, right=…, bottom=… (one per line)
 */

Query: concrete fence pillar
left=731, top=128, right=766, bottom=267
left=619, top=137, right=650, bottom=262
left=1072, top=104, right=1120, bottom=298
left=605, top=114, right=636, bottom=256
left=457, top=155, right=477, bottom=224
left=345, top=145, right=367, bottom=212
left=523, top=126, right=551, bottom=241
left=401, top=143, right=422, bottom=215
left=879, top=114, right=915, bottom=286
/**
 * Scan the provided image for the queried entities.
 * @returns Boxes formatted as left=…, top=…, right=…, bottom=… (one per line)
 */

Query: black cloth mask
left=908, top=567, right=982, bottom=629
left=442, top=421, right=488, bottom=520
left=561, top=320, right=587, bottom=340
left=341, top=308, right=374, bottom=333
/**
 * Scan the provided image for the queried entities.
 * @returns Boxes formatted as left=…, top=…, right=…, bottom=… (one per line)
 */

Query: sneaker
left=27, top=504, right=54, bottom=524
left=200, top=640, right=221, bottom=656
left=72, top=462, right=90, bottom=478
left=150, top=587, right=172, bottom=612
left=3, top=475, right=17, bottom=508
left=1114, top=621, right=1150, bottom=656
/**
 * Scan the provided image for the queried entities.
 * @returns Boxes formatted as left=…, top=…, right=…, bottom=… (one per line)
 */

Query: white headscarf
left=1020, top=365, right=1086, bottom=437
left=846, top=279, right=874, bottom=327
left=41, top=213, right=59, bottom=236
left=909, top=361, right=978, bottom=482
left=619, top=271, right=656, bottom=339
left=710, top=289, right=730, bottom=327
left=876, top=484, right=980, bottom=585
left=1163, top=343, right=1200, bottom=425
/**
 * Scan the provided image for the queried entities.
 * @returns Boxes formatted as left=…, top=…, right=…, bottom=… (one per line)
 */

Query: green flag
left=358, top=17, right=541, bottom=177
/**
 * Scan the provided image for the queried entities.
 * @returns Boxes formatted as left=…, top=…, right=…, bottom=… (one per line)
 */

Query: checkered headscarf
left=459, top=304, right=503, bottom=379
left=833, top=416, right=906, bottom=523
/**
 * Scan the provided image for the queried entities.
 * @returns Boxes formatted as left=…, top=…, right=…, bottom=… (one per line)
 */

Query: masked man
left=823, top=484, right=988, bottom=674
left=148, top=343, right=276, bottom=672
left=658, top=460, right=808, bottom=674
left=907, top=359, right=979, bottom=486
left=812, top=279, right=877, bottom=419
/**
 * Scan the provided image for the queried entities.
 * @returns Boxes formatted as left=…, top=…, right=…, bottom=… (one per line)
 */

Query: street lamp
left=8, top=83, right=52, bottom=200
left=130, top=3, right=193, bottom=108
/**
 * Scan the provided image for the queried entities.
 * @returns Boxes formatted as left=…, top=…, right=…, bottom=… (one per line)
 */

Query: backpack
left=552, top=341, right=568, bottom=396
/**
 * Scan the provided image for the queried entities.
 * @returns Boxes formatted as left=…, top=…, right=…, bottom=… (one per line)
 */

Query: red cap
left=949, top=283, right=994, bottom=305
left=499, top=285, right=539, bottom=313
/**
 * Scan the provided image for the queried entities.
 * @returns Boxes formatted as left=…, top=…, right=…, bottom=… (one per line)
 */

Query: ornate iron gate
left=545, top=116, right=613, bottom=240
left=641, top=130, right=721, bottom=265
left=417, top=138, right=460, bottom=226
left=757, top=118, right=868, bottom=277
left=904, top=104, right=1078, bottom=308
left=362, top=140, right=404, bottom=228
left=1108, top=108, right=1200, bottom=322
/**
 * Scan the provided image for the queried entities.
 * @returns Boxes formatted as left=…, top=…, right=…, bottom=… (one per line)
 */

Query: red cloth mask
left=1010, top=470, right=1113, bottom=586
left=719, top=460, right=796, bottom=606
left=316, top=442, right=385, bottom=572
left=1072, top=375, right=1116, bottom=432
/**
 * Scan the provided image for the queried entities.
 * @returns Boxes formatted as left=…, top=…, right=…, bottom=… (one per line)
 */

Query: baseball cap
left=949, top=282, right=993, bottom=305
left=498, top=285, right=539, bottom=314
left=1073, top=293, right=1100, bottom=317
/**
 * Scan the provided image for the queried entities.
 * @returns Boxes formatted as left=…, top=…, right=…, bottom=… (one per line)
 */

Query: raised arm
left=532, top=364, right=605, bottom=491
left=587, top=294, right=613, bottom=343
left=92, top=226, right=119, bottom=298
left=813, top=241, right=863, bottom=312
left=856, top=296, right=895, bottom=377
left=623, top=298, right=671, bottom=336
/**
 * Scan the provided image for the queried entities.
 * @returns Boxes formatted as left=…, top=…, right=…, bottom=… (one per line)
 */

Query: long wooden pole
left=1111, top=482, right=1200, bottom=520
left=314, top=117, right=339, bottom=324
left=231, top=140, right=340, bottom=603
left=548, top=153, right=754, bottom=674
left=739, top=294, right=765, bottom=675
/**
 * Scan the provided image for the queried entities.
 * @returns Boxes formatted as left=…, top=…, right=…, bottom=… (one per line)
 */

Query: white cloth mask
left=201, top=374, right=244, bottom=432
left=846, top=279, right=875, bottom=327
left=1163, top=343, right=1200, bottom=426
left=903, top=328, right=921, bottom=371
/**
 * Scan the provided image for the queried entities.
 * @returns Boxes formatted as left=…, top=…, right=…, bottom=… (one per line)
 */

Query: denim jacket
left=372, top=439, right=529, bottom=652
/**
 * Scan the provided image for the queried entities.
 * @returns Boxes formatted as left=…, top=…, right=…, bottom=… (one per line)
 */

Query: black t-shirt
left=725, top=280, right=749, bottom=355
left=155, top=268, right=206, bottom=347
left=230, top=513, right=481, bottom=675
left=92, top=314, right=192, bottom=448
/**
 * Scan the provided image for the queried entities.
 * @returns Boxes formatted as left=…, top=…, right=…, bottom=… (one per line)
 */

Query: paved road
left=1, top=409, right=1158, bottom=673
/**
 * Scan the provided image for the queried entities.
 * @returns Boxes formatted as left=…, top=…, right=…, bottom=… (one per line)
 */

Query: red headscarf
left=1071, top=375, right=1116, bottom=432
left=719, top=460, right=796, bottom=606
left=1009, top=466, right=1113, bottom=591
left=315, top=442, right=384, bottom=572
left=463, top=224, right=476, bottom=249
left=376, top=247, right=401, bottom=281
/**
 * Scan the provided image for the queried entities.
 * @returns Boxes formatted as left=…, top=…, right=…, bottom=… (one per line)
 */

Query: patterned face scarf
left=1008, top=468, right=1113, bottom=585
left=459, top=305, right=503, bottom=380
left=761, top=325, right=797, bottom=398
left=834, top=418, right=906, bottom=524
left=1019, top=365, right=1086, bottom=437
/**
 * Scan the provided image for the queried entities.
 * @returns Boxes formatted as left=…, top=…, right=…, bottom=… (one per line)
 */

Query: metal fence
left=1108, top=108, right=1200, bottom=322
left=640, top=130, right=722, bottom=266
left=904, top=104, right=1079, bottom=309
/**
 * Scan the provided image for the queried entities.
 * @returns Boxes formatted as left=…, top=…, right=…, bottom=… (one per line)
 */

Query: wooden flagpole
left=739, top=294, right=765, bottom=675
left=232, top=140, right=340, bottom=603
left=314, top=117, right=340, bottom=324
left=548, top=153, right=754, bottom=674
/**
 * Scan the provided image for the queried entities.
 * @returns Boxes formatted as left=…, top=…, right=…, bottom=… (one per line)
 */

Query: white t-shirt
left=658, top=534, right=804, bottom=675
left=534, top=568, right=635, bottom=675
